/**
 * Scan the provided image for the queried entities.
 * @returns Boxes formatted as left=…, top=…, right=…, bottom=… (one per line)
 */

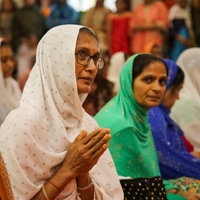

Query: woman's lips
left=147, top=96, right=161, bottom=101
left=79, top=77, right=93, bottom=82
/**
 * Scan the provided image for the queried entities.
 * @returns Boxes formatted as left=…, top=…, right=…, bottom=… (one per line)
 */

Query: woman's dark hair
left=120, top=0, right=131, bottom=11
left=132, top=54, right=168, bottom=84
left=170, top=66, right=185, bottom=92
left=1, top=0, right=17, bottom=12
left=1, top=41, right=11, bottom=49
left=79, top=27, right=99, bottom=43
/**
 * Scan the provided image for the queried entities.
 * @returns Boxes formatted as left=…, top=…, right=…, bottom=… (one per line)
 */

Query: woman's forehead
left=75, top=33, right=99, bottom=53
left=141, top=62, right=167, bottom=75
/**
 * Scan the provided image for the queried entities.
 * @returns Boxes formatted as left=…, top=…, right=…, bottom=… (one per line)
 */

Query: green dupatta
left=95, top=55, right=175, bottom=192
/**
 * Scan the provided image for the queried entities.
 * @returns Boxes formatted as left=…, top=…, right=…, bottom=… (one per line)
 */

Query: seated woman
left=0, top=25, right=123, bottom=200
left=0, top=39, right=21, bottom=125
left=171, top=48, right=200, bottom=151
left=95, top=54, right=199, bottom=199
left=148, top=59, right=200, bottom=193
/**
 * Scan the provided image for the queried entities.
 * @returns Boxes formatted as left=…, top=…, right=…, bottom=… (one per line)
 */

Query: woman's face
left=179, top=0, right=187, bottom=8
left=0, top=45, right=15, bottom=78
left=116, top=0, right=126, bottom=12
left=75, top=32, right=99, bottom=94
left=192, top=0, right=200, bottom=9
left=2, top=0, right=13, bottom=12
left=133, top=61, right=167, bottom=110
left=161, top=82, right=184, bottom=110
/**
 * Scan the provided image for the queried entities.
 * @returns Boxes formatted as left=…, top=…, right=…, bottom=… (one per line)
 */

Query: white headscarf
left=0, top=25, right=123, bottom=199
left=107, top=52, right=125, bottom=94
left=171, top=48, right=200, bottom=151
left=0, top=38, right=21, bottom=125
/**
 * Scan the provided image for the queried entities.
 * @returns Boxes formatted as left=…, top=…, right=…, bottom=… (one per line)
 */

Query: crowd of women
left=1, top=0, right=200, bottom=200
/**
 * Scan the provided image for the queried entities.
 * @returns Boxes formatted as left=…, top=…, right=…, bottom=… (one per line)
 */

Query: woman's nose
left=152, top=81, right=162, bottom=92
left=85, top=58, right=97, bottom=72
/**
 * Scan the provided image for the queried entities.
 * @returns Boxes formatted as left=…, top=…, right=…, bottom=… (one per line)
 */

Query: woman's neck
left=116, top=10, right=126, bottom=15
left=95, top=3, right=103, bottom=9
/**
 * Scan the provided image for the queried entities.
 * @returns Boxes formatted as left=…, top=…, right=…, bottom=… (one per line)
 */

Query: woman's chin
left=143, top=101, right=161, bottom=109
left=78, top=85, right=91, bottom=95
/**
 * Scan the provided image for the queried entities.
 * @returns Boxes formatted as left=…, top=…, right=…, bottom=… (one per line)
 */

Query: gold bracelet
left=42, top=184, right=50, bottom=200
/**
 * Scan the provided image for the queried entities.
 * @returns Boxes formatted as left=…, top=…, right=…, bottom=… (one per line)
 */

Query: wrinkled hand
left=62, top=127, right=111, bottom=178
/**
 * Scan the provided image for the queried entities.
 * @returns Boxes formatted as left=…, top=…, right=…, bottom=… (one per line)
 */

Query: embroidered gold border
left=0, top=152, right=14, bottom=200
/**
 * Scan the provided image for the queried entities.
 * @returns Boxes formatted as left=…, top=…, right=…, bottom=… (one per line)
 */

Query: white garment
left=107, top=52, right=125, bottom=94
left=168, top=4, right=193, bottom=38
left=0, top=38, right=21, bottom=125
left=0, top=25, right=123, bottom=200
left=170, top=48, right=200, bottom=151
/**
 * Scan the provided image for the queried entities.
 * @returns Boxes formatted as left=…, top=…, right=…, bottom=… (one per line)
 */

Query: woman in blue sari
left=148, top=59, right=200, bottom=193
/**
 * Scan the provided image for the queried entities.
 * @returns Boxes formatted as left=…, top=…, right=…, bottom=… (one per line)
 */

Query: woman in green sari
left=95, top=54, right=200, bottom=200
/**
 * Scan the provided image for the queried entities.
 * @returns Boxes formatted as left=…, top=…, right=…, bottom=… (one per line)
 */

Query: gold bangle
left=42, top=184, right=50, bottom=200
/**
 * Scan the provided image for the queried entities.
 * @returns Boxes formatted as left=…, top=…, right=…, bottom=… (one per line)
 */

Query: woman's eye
left=144, top=77, right=152, bottom=83
left=78, top=51, right=87, bottom=59
left=1, top=58, right=7, bottom=63
left=159, top=79, right=166, bottom=86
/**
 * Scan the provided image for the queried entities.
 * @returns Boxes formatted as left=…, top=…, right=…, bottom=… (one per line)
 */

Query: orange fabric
left=0, top=175, right=7, bottom=200
left=0, top=153, right=14, bottom=200
left=43, top=7, right=51, bottom=18
left=129, top=1, right=168, bottom=54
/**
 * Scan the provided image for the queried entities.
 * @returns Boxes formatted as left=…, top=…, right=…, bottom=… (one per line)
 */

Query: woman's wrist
left=76, top=173, right=91, bottom=187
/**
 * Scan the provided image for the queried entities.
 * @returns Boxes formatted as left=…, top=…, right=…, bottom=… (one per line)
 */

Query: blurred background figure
left=107, top=52, right=128, bottom=97
left=12, top=0, right=45, bottom=78
left=191, top=0, right=200, bottom=47
left=0, top=0, right=16, bottom=43
left=83, top=0, right=111, bottom=53
left=95, top=50, right=113, bottom=110
left=83, top=83, right=98, bottom=117
left=18, top=53, right=35, bottom=91
left=168, top=0, right=194, bottom=61
left=107, top=0, right=131, bottom=55
left=171, top=48, right=200, bottom=151
left=129, top=0, right=168, bottom=54
left=83, top=51, right=113, bottom=115
left=143, top=42, right=166, bottom=58
left=0, top=39, right=21, bottom=125
left=45, top=0, right=78, bottom=30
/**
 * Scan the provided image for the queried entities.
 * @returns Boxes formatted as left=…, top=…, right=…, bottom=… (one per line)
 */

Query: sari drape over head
left=171, top=48, right=200, bottom=151
left=148, top=59, right=200, bottom=180
left=0, top=25, right=123, bottom=200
